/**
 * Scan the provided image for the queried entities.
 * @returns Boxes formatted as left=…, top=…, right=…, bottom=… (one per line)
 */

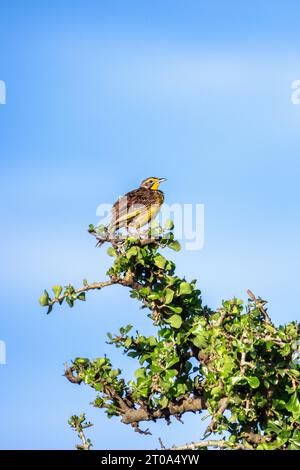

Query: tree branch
left=119, top=396, right=208, bottom=425
left=49, top=279, right=117, bottom=307
left=68, top=414, right=93, bottom=450
left=76, top=428, right=92, bottom=451
left=64, top=363, right=82, bottom=384
left=49, top=275, right=145, bottom=309
left=242, top=431, right=266, bottom=445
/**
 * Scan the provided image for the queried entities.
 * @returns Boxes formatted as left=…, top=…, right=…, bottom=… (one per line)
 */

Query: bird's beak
left=159, top=178, right=167, bottom=183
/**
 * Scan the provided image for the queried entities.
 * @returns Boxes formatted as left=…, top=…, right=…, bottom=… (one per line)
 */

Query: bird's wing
left=111, top=208, right=141, bottom=229
left=110, top=190, right=143, bottom=230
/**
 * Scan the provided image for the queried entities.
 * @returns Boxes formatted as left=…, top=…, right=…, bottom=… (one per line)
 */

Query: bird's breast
left=151, top=190, right=164, bottom=205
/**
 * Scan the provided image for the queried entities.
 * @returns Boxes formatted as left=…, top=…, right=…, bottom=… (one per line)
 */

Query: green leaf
left=222, top=356, right=235, bottom=376
left=134, top=368, right=146, bottom=379
left=168, top=240, right=181, bottom=251
left=247, top=376, right=260, bottom=389
left=148, top=292, right=161, bottom=300
left=95, top=358, right=106, bottom=367
left=159, top=396, right=168, bottom=408
left=124, top=337, right=132, bottom=348
left=74, top=357, right=89, bottom=365
left=166, top=356, right=180, bottom=368
left=46, top=305, right=53, bottom=315
left=96, top=224, right=106, bottom=235
left=166, top=314, right=182, bottom=329
left=230, top=376, right=245, bottom=387
left=148, top=336, right=157, bottom=346
left=192, top=333, right=207, bottom=349
left=154, top=254, right=167, bottom=269
left=178, top=282, right=193, bottom=296
left=289, top=440, right=300, bottom=450
left=167, top=305, right=182, bottom=314
left=272, top=399, right=286, bottom=410
left=66, top=297, right=74, bottom=308
left=52, top=285, right=62, bottom=298
left=124, top=324, right=133, bottom=333
left=176, top=383, right=187, bottom=395
left=165, top=369, right=178, bottom=381
left=150, top=364, right=162, bottom=373
left=267, top=420, right=282, bottom=434
left=286, top=393, right=300, bottom=415
left=139, top=387, right=150, bottom=398
left=150, top=220, right=160, bottom=229
left=107, top=247, right=116, bottom=257
left=77, top=292, right=86, bottom=301
left=127, top=237, right=138, bottom=243
left=126, top=246, right=139, bottom=258
left=211, top=385, right=222, bottom=396
left=164, top=219, right=174, bottom=230
left=39, top=290, right=49, bottom=306
left=88, top=224, right=95, bottom=233
left=164, top=288, right=174, bottom=304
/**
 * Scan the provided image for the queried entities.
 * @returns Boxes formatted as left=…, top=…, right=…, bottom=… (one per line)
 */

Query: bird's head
left=140, top=177, right=167, bottom=190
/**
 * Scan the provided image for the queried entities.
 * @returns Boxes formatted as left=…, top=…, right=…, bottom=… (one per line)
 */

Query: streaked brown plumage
left=109, top=177, right=166, bottom=232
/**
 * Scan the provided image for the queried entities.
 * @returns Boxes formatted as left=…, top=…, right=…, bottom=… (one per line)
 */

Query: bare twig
left=158, top=437, right=166, bottom=449
left=204, top=397, right=228, bottom=437
left=76, top=428, right=92, bottom=451
left=131, top=422, right=152, bottom=435
left=171, top=440, right=250, bottom=450
left=240, top=351, right=247, bottom=375
left=247, top=289, right=273, bottom=324
left=69, top=414, right=93, bottom=451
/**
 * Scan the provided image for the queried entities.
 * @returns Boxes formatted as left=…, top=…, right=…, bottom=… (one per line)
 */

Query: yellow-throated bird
left=109, top=177, right=166, bottom=233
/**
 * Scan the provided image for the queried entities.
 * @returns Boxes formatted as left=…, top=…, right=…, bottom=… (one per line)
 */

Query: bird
left=106, top=177, right=166, bottom=237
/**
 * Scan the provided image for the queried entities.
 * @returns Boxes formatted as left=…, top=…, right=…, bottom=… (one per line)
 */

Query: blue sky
left=1, top=0, right=300, bottom=449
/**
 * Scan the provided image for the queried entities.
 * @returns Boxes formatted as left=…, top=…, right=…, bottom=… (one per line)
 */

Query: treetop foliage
left=40, top=222, right=300, bottom=450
